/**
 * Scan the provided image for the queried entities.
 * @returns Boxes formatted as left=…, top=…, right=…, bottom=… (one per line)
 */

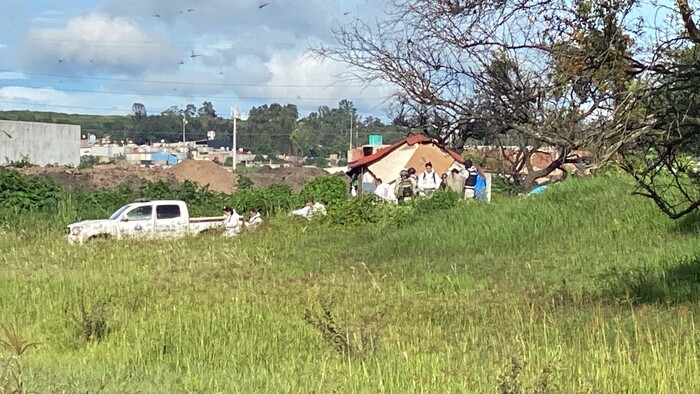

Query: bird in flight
left=153, top=14, right=161, bottom=17
left=58, top=59, right=65, bottom=63
left=178, top=60, right=185, bottom=65
left=187, top=8, right=194, bottom=12
left=190, top=50, right=201, bottom=58
left=258, top=2, right=270, bottom=9
left=343, top=11, right=350, bottom=15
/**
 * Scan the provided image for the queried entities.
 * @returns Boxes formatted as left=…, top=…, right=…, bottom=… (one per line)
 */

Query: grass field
left=1, top=176, right=700, bottom=393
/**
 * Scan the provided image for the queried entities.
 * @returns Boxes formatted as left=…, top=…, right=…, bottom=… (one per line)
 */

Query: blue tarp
left=151, top=152, right=178, bottom=165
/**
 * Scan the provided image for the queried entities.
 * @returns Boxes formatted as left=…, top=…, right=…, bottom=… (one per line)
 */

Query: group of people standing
left=222, top=160, right=488, bottom=235
left=374, top=160, right=488, bottom=204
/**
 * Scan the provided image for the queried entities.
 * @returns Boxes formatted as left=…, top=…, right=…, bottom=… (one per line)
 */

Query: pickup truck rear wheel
left=88, top=234, right=111, bottom=243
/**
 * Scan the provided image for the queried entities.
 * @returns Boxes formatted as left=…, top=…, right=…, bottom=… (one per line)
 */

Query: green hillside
left=1, top=176, right=700, bottom=392
left=0, top=110, right=133, bottom=136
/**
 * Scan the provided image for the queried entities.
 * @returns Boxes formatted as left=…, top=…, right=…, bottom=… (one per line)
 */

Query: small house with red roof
left=347, top=134, right=467, bottom=194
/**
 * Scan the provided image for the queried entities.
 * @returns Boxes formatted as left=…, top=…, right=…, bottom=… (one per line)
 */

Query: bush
left=238, top=175, right=254, bottom=190
left=299, top=176, right=348, bottom=206
left=326, top=194, right=413, bottom=227
left=228, top=184, right=295, bottom=216
left=0, top=169, right=64, bottom=212
left=78, top=156, right=101, bottom=169
left=412, top=189, right=460, bottom=215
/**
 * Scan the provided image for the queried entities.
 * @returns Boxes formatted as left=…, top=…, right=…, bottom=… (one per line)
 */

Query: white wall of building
left=0, top=120, right=80, bottom=166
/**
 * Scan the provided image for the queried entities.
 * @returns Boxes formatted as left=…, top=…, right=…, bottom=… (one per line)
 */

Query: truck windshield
left=109, top=204, right=131, bottom=220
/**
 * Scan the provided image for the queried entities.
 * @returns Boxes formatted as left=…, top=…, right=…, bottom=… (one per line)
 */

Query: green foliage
left=491, top=175, right=521, bottom=196
left=299, top=176, right=348, bottom=206
left=228, top=184, right=295, bottom=216
left=237, top=175, right=254, bottom=190
left=2, top=176, right=700, bottom=392
left=78, top=156, right=102, bottom=169
left=308, top=156, right=329, bottom=168
left=0, top=169, right=63, bottom=212
left=412, top=189, right=460, bottom=214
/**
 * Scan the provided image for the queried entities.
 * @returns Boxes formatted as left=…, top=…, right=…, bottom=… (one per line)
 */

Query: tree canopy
left=314, top=0, right=700, bottom=217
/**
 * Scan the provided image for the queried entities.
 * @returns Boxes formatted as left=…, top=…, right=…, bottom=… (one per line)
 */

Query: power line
left=2, top=70, right=393, bottom=89
left=0, top=84, right=390, bottom=101
left=19, top=38, right=304, bottom=50
left=78, top=131, right=393, bottom=137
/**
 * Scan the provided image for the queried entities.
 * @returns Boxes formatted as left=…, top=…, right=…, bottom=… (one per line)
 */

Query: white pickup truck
left=66, top=200, right=223, bottom=245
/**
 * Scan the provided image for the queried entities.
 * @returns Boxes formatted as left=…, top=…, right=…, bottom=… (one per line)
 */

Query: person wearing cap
left=393, top=169, right=416, bottom=204
left=290, top=197, right=327, bottom=220
left=417, top=161, right=441, bottom=196
left=222, top=205, right=244, bottom=237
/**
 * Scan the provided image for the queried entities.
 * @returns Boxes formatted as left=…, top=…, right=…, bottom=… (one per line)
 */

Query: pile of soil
left=14, top=161, right=340, bottom=194
left=167, top=160, right=238, bottom=193
left=246, top=165, right=335, bottom=192
left=17, top=163, right=176, bottom=191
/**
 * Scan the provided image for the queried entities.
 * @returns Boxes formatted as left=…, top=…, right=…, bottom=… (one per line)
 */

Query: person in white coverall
left=290, top=197, right=327, bottom=220
left=417, top=162, right=442, bottom=196
left=222, top=205, right=244, bottom=237
left=373, top=178, right=397, bottom=203
left=246, top=209, right=264, bottom=230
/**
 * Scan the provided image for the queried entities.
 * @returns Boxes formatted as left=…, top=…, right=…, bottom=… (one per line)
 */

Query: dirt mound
left=167, top=160, right=238, bottom=193
left=17, top=164, right=176, bottom=191
left=246, top=165, right=336, bottom=192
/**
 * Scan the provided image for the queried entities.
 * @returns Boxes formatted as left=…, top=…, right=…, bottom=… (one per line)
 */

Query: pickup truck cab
left=66, top=200, right=223, bottom=245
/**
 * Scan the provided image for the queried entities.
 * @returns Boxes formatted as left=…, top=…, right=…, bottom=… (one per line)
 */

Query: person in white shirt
left=417, top=162, right=441, bottom=196
left=246, top=209, right=263, bottom=230
left=373, top=178, right=397, bottom=203
left=222, top=205, right=243, bottom=237
left=290, top=197, right=327, bottom=220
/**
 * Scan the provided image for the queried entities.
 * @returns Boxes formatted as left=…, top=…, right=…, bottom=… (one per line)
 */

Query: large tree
left=313, top=0, right=637, bottom=190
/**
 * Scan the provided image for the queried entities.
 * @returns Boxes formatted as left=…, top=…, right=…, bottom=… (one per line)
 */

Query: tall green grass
left=1, top=176, right=700, bottom=392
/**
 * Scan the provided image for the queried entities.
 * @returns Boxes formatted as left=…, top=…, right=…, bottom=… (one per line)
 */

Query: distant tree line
left=0, top=100, right=406, bottom=161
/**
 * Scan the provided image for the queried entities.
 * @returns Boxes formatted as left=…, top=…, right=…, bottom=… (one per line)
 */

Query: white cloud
left=0, top=72, right=27, bottom=80
left=20, top=13, right=180, bottom=75
left=0, top=86, right=70, bottom=104
left=0, top=44, right=6, bottom=49
left=241, top=52, right=396, bottom=113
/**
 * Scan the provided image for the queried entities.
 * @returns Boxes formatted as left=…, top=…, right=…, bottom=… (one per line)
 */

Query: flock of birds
left=53, top=1, right=355, bottom=86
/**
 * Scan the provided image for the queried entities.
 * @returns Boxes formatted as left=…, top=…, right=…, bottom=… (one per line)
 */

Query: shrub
left=326, top=194, right=413, bottom=227
left=413, top=189, right=460, bottom=215
left=78, top=156, right=101, bottom=169
left=299, top=176, right=348, bottom=206
left=0, top=169, right=64, bottom=212
left=228, top=184, right=295, bottom=216
left=68, top=294, right=111, bottom=343
left=238, top=175, right=254, bottom=190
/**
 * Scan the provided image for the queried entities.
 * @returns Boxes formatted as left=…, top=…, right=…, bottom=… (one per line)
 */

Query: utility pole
left=181, top=113, right=188, bottom=146
left=230, top=106, right=238, bottom=172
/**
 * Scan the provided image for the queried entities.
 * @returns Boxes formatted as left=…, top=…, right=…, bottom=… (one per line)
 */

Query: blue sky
left=0, top=0, right=678, bottom=120
left=0, top=0, right=394, bottom=119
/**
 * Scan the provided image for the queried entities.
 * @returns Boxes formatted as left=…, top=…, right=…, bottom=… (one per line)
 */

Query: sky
left=0, top=0, right=396, bottom=120
left=0, top=0, right=676, bottom=122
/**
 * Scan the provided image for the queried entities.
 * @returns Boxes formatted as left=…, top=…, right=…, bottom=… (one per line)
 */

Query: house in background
left=347, top=134, right=486, bottom=196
